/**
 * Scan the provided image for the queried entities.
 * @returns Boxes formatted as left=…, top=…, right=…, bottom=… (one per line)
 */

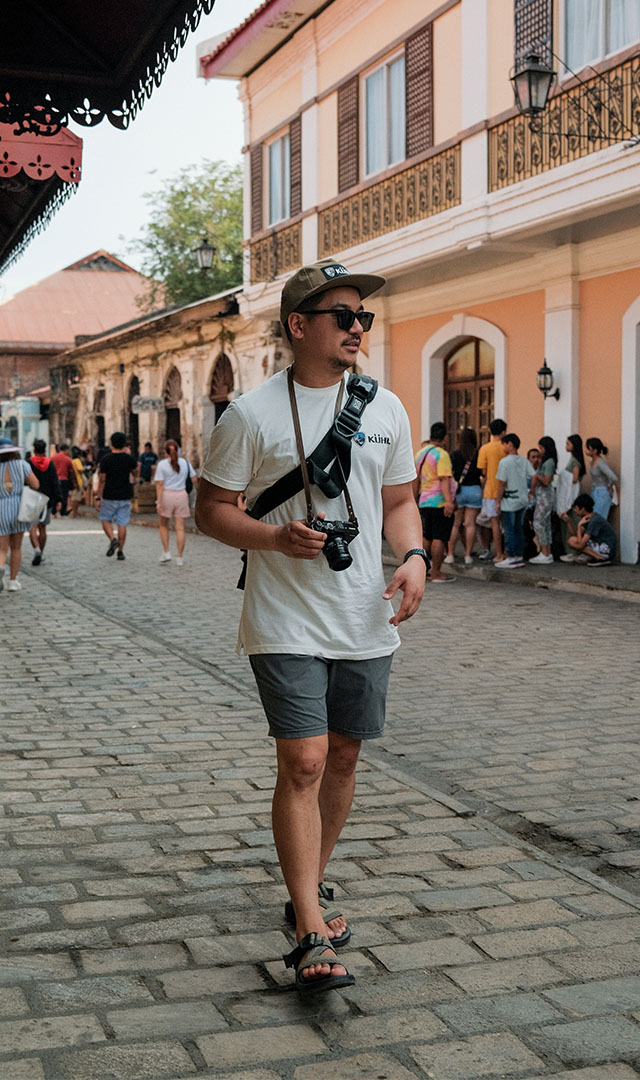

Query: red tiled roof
left=0, top=250, right=153, bottom=347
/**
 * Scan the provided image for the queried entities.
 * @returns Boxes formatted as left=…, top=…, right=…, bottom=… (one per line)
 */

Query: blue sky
left=0, top=0, right=257, bottom=300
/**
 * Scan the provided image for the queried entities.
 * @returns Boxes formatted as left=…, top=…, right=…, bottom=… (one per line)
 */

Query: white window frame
left=560, top=0, right=640, bottom=79
left=361, top=49, right=407, bottom=180
left=266, top=130, right=291, bottom=226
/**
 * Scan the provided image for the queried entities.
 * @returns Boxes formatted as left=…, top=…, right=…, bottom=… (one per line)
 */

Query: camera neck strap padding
left=247, top=366, right=378, bottom=525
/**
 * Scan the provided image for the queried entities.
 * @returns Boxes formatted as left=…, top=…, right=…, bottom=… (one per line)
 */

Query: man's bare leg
left=272, top=735, right=347, bottom=981
left=116, top=525, right=127, bottom=551
left=101, top=521, right=114, bottom=542
left=491, top=516, right=503, bottom=561
left=317, top=731, right=360, bottom=939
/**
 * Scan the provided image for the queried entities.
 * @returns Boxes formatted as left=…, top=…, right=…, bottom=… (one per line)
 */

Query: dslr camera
left=310, top=517, right=359, bottom=572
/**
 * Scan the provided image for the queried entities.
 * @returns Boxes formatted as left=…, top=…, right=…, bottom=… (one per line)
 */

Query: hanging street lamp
left=510, top=53, right=556, bottom=117
left=194, top=235, right=216, bottom=271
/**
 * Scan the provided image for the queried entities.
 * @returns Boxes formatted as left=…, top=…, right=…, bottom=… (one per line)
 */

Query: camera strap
left=287, top=366, right=357, bottom=528
left=237, top=366, right=378, bottom=589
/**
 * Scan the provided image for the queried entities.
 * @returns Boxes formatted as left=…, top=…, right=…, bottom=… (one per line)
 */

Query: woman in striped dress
left=0, top=439, right=40, bottom=593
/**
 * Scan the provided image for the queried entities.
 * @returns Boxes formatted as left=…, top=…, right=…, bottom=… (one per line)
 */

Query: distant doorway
left=164, top=368, right=182, bottom=444
left=127, top=376, right=140, bottom=454
left=444, top=337, right=495, bottom=451
left=209, top=352, right=234, bottom=423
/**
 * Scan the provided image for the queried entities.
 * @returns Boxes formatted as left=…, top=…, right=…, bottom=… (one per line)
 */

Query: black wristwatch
left=403, top=548, right=430, bottom=571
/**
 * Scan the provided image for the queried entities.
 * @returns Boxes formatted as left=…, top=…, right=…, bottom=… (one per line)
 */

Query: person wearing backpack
left=28, top=438, right=62, bottom=565
left=195, top=258, right=426, bottom=995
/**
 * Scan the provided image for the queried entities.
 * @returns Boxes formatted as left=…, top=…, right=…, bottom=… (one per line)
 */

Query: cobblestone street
left=2, top=518, right=640, bottom=1080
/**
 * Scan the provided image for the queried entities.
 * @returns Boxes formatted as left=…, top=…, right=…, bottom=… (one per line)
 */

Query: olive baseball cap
left=280, top=258, right=386, bottom=328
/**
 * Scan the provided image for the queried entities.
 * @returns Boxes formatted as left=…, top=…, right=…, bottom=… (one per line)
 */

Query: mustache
left=343, top=336, right=361, bottom=347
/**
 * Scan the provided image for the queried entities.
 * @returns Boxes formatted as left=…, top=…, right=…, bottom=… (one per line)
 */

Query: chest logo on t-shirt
left=356, top=431, right=391, bottom=446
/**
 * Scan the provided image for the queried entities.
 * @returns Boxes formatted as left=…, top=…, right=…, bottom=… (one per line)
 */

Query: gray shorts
left=249, top=653, right=394, bottom=741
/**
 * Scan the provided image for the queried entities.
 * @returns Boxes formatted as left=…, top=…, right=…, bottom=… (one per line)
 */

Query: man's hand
left=443, top=500, right=454, bottom=518
left=382, top=557, right=426, bottom=626
left=275, top=519, right=327, bottom=560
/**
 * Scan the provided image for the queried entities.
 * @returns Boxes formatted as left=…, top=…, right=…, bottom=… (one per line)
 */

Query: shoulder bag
left=18, top=484, right=49, bottom=523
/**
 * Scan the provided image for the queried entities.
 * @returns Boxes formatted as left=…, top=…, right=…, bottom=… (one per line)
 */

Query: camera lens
left=324, top=537, right=352, bottom=571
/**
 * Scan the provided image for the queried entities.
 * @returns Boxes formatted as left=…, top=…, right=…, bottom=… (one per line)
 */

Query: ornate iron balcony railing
left=318, top=144, right=461, bottom=259
left=489, top=55, right=640, bottom=191
left=250, top=221, right=302, bottom=284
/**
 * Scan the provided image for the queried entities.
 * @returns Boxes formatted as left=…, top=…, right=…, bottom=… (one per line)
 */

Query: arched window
left=209, top=353, right=234, bottom=422
left=164, top=367, right=182, bottom=444
left=444, top=337, right=495, bottom=450
left=127, top=376, right=140, bottom=455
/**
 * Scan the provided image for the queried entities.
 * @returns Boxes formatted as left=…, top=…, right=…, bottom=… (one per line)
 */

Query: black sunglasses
left=299, top=308, right=375, bottom=333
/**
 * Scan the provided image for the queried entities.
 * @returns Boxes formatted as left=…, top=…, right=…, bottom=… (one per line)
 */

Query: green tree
left=129, top=159, right=243, bottom=311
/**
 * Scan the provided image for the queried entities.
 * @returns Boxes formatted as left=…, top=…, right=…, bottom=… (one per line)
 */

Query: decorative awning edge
left=0, top=180, right=77, bottom=277
left=0, top=124, right=82, bottom=183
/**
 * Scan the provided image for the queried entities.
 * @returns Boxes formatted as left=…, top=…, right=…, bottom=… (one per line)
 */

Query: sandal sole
left=296, top=972, right=356, bottom=994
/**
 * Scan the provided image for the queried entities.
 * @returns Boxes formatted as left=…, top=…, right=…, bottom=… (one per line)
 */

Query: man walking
left=95, top=432, right=138, bottom=560
left=414, top=423, right=455, bottom=583
left=51, top=443, right=76, bottom=516
left=196, top=258, right=426, bottom=994
left=28, top=439, right=61, bottom=565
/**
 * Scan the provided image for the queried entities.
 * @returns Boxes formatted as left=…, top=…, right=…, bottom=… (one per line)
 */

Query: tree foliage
left=129, top=160, right=243, bottom=312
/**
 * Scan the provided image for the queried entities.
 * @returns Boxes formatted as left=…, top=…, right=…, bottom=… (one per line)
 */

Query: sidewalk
left=2, top=524, right=640, bottom=1078
left=78, top=505, right=640, bottom=603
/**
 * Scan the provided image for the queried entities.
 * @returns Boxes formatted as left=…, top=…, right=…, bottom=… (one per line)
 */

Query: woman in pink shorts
left=155, top=440, right=197, bottom=566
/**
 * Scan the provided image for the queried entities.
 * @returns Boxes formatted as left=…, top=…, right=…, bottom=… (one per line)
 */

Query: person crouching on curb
left=568, top=493, right=617, bottom=565
left=195, top=258, right=427, bottom=995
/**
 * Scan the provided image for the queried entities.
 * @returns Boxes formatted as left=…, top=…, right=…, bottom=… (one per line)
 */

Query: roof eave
left=199, top=0, right=329, bottom=80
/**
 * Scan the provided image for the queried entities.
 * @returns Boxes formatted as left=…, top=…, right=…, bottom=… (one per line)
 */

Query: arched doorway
left=209, top=353, right=234, bottom=422
left=93, top=389, right=106, bottom=450
left=164, top=367, right=182, bottom=444
left=127, top=376, right=140, bottom=454
left=444, top=337, right=495, bottom=451
left=620, top=295, right=640, bottom=563
left=420, top=315, right=507, bottom=442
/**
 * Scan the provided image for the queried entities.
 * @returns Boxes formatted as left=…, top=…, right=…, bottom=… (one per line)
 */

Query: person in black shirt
left=138, top=442, right=158, bottom=483
left=28, top=438, right=62, bottom=565
left=95, top=432, right=138, bottom=560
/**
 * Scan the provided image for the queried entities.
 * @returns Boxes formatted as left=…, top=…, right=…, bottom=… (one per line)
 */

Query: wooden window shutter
left=290, top=115, right=302, bottom=217
left=514, top=0, right=553, bottom=70
left=250, top=143, right=263, bottom=235
left=406, top=23, right=433, bottom=159
left=338, top=76, right=359, bottom=193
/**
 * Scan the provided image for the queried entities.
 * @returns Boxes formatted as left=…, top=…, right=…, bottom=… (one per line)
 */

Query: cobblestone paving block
left=566, top=915, right=640, bottom=947
left=472, top=925, right=581, bottom=958
left=186, top=930, right=290, bottom=965
left=106, top=999, right=228, bottom=1039
left=551, top=942, right=640, bottom=980
left=293, top=1054, right=418, bottom=1080
left=54, top=1039, right=198, bottom=1079
left=0, top=986, right=30, bottom=1017
left=318, top=1005, right=449, bottom=1047
left=115, top=914, right=216, bottom=945
left=5, top=1060, right=45, bottom=1079
left=410, top=1031, right=545, bottom=1078
left=79, top=942, right=188, bottom=974
left=227, top=988, right=351, bottom=1026
left=32, top=975, right=154, bottom=1011
left=0, top=1013, right=105, bottom=1054
left=0, top=908, right=50, bottom=932
left=432, top=991, right=564, bottom=1034
left=521, top=1068, right=640, bottom=1080
left=370, top=937, right=483, bottom=971
left=475, top=898, right=581, bottom=929
left=543, top=975, right=640, bottom=1016
left=61, top=898, right=155, bottom=923
left=197, top=1022, right=328, bottom=1068
left=0, top=953, right=76, bottom=984
left=445, top=956, right=566, bottom=993
left=527, top=1016, right=640, bottom=1065
left=8, top=927, right=111, bottom=952
left=417, top=887, right=513, bottom=912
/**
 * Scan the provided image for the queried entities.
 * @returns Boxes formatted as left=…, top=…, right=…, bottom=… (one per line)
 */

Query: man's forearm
left=383, top=499, right=423, bottom=562
left=195, top=498, right=279, bottom=551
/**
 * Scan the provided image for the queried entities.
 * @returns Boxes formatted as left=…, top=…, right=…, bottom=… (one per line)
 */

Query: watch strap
left=403, top=547, right=430, bottom=569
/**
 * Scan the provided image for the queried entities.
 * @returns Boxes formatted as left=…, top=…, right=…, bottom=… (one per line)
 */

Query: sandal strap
left=318, top=882, right=334, bottom=902
left=283, top=932, right=333, bottom=970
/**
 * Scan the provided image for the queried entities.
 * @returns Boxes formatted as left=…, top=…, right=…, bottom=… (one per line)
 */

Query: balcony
left=250, top=220, right=302, bottom=284
left=318, top=144, right=461, bottom=259
left=489, top=54, right=640, bottom=192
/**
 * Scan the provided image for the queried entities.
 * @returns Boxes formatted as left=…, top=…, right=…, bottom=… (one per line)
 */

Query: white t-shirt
left=200, top=367, right=416, bottom=659
left=155, top=458, right=196, bottom=491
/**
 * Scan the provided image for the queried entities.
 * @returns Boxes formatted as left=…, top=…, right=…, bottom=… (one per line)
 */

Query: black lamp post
left=536, top=360, right=560, bottom=401
left=194, top=235, right=216, bottom=271
left=510, top=53, right=556, bottom=117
